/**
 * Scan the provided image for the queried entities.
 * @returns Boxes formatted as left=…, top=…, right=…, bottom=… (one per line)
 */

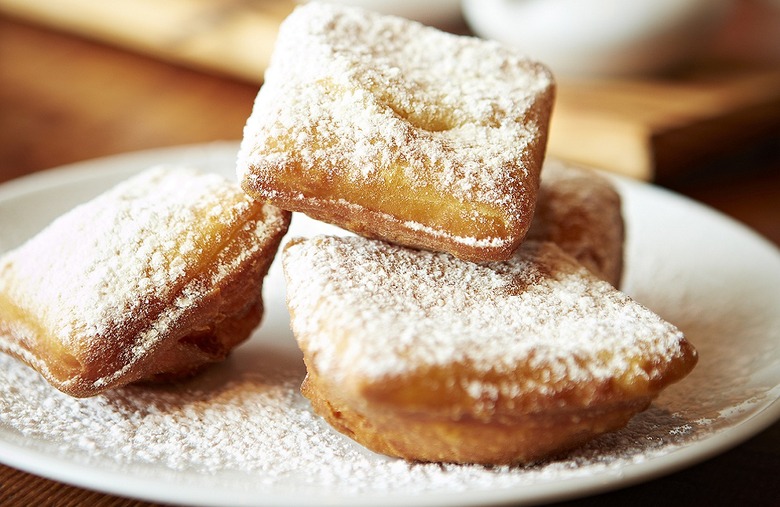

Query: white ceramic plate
left=1, top=142, right=779, bottom=506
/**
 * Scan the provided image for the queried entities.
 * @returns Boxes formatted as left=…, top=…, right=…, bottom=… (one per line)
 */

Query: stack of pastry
left=237, top=3, right=697, bottom=465
left=0, top=2, right=697, bottom=465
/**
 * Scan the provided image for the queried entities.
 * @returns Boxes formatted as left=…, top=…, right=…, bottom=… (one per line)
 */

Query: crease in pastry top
left=0, top=165, right=290, bottom=397
left=283, top=235, right=698, bottom=465
left=237, top=2, right=555, bottom=263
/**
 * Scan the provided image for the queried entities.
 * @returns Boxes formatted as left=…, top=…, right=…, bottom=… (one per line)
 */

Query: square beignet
left=0, top=165, right=290, bottom=397
left=527, top=159, right=625, bottom=287
left=283, top=235, right=697, bottom=465
left=238, top=3, right=555, bottom=262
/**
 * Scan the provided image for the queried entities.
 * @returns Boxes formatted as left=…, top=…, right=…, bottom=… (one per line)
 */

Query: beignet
left=527, top=160, right=624, bottom=286
left=0, top=165, right=290, bottom=397
left=283, top=235, right=697, bottom=465
left=238, top=2, right=555, bottom=262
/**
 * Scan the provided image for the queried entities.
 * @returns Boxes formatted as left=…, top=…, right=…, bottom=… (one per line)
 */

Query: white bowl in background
left=462, top=0, right=734, bottom=76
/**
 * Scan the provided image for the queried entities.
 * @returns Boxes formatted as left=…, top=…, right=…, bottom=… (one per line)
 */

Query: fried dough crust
left=284, top=236, right=697, bottom=464
left=238, top=3, right=554, bottom=262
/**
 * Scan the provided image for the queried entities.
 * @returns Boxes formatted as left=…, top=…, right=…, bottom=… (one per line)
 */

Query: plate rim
left=2, top=400, right=778, bottom=507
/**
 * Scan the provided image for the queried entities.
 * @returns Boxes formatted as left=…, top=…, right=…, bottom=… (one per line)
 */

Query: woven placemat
left=0, top=464, right=163, bottom=507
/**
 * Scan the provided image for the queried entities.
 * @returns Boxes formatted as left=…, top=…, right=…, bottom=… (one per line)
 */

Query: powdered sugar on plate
left=0, top=144, right=779, bottom=506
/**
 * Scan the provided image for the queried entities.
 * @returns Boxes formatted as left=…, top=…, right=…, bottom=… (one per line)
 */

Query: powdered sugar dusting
left=284, top=236, right=688, bottom=398
left=2, top=166, right=245, bottom=343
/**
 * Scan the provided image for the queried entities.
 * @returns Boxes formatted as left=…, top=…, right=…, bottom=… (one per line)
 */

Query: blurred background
left=0, top=1, right=779, bottom=505
left=2, top=0, right=780, bottom=180
left=2, top=0, right=779, bottom=181
left=2, top=0, right=778, bottom=239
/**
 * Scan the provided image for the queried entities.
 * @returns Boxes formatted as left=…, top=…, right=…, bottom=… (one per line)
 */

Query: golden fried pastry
left=0, top=166, right=290, bottom=397
left=283, top=235, right=697, bottom=465
left=238, top=3, right=555, bottom=263
left=527, top=159, right=624, bottom=286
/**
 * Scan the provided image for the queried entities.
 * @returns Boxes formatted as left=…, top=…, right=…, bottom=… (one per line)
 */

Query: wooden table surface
left=1, top=13, right=779, bottom=507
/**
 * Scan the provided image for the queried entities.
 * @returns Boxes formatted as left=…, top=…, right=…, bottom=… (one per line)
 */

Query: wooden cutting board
left=551, top=64, right=780, bottom=180
left=2, top=0, right=779, bottom=180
